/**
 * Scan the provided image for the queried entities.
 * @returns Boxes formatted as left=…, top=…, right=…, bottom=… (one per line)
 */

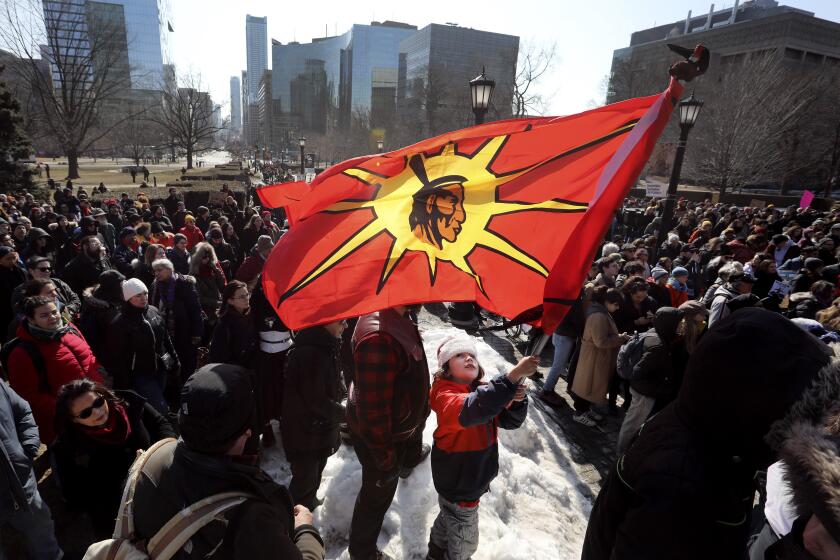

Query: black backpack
left=0, top=338, right=50, bottom=394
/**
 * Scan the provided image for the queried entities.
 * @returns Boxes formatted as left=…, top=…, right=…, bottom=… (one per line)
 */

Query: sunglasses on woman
left=76, top=396, right=106, bottom=419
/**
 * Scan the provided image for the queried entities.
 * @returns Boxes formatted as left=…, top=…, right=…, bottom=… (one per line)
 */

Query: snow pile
left=261, top=327, right=592, bottom=559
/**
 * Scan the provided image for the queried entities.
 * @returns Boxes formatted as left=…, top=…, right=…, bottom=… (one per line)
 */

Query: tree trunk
left=67, top=150, right=80, bottom=179
left=186, top=147, right=193, bottom=170
left=718, top=178, right=728, bottom=200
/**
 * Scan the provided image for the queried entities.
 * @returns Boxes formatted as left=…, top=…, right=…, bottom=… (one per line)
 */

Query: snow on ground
left=261, top=326, right=592, bottom=559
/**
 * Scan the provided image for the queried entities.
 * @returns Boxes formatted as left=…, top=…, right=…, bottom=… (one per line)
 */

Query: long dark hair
left=54, top=379, right=124, bottom=437
left=218, top=280, right=248, bottom=317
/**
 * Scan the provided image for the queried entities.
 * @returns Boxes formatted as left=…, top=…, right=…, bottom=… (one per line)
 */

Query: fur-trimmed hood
left=780, top=420, right=840, bottom=547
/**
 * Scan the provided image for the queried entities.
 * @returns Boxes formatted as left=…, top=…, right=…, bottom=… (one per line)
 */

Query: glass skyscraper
left=230, top=75, right=242, bottom=132
left=271, top=21, right=417, bottom=137
left=397, top=24, right=519, bottom=138
left=246, top=15, right=267, bottom=104
left=41, top=0, right=174, bottom=91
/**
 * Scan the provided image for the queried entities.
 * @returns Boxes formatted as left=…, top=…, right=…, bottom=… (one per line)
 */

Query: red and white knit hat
left=437, top=334, right=478, bottom=370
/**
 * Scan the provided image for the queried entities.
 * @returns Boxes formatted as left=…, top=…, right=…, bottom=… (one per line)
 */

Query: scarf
left=668, top=277, right=688, bottom=293
left=154, top=278, right=177, bottom=336
left=26, top=318, right=72, bottom=342
left=79, top=401, right=132, bottom=445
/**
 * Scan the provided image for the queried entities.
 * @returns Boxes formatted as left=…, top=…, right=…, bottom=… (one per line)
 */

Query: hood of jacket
left=676, top=308, right=837, bottom=469
left=780, top=423, right=840, bottom=547
left=653, top=307, right=681, bottom=346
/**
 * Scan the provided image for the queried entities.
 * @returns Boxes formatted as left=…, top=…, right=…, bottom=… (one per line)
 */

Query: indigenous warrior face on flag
left=407, top=155, right=467, bottom=250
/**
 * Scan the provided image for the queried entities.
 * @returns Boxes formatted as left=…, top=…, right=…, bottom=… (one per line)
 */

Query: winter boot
left=400, top=443, right=432, bottom=478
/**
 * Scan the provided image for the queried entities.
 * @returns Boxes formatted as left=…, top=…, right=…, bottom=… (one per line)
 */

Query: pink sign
left=800, top=190, right=815, bottom=208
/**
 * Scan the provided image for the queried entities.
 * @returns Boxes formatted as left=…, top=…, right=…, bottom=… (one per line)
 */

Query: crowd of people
left=541, top=196, right=840, bottom=559
left=0, top=182, right=838, bottom=560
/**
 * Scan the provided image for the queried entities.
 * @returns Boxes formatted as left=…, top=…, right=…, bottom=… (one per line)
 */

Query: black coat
left=207, top=309, right=257, bottom=368
left=629, top=308, right=685, bottom=403
left=131, top=441, right=323, bottom=559
left=581, top=309, right=835, bottom=560
left=165, top=247, right=190, bottom=276
left=280, top=327, right=345, bottom=454
left=106, top=304, right=179, bottom=390
left=52, top=391, right=175, bottom=537
left=78, top=286, right=122, bottom=362
left=62, top=252, right=112, bottom=296
left=112, top=244, right=139, bottom=279
left=150, top=274, right=203, bottom=345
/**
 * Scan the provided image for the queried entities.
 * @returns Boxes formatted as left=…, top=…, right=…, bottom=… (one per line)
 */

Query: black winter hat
left=677, top=308, right=834, bottom=468
left=94, top=270, right=126, bottom=303
left=179, top=364, right=255, bottom=454
left=118, top=227, right=136, bottom=240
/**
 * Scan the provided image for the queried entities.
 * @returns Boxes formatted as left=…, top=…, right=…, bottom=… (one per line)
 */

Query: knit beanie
left=651, top=267, right=669, bottom=281
left=672, top=266, right=689, bottom=277
left=437, top=334, right=478, bottom=371
left=122, top=278, right=148, bottom=301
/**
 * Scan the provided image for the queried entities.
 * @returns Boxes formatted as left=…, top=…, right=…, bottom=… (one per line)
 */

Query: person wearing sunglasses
left=51, top=378, right=175, bottom=539
left=10, top=257, right=80, bottom=321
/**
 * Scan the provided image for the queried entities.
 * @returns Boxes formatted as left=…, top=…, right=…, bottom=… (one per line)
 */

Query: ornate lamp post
left=469, top=67, right=495, bottom=125
left=657, top=93, right=704, bottom=246
left=377, top=139, right=384, bottom=153
left=299, top=137, right=306, bottom=176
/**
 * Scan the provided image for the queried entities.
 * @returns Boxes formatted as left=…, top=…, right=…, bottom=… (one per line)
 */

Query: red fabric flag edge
left=541, top=78, right=685, bottom=333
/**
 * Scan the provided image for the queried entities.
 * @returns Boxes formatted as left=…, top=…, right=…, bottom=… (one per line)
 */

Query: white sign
left=305, top=172, right=316, bottom=184
left=645, top=183, right=667, bottom=198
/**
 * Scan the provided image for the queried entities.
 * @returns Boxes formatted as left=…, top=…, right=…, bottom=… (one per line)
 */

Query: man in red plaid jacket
left=347, top=305, right=431, bottom=560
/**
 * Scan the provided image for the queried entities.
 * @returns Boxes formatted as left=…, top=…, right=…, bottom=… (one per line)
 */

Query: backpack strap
left=114, top=438, right=178, bottom=539
left=1, top=339, right=50, bottom=394
left=146, top=491, right=255, bottom=560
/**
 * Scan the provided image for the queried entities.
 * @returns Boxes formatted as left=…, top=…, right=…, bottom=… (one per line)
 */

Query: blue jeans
left=544, top=334, right=576, bottom=393
left=0, top=483, right=62, bottom=560
left=133, top=373, right=169, bottom=414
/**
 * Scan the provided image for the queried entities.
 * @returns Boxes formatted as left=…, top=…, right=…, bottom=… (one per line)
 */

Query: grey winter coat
left=0, top=382, right=40, bottom=516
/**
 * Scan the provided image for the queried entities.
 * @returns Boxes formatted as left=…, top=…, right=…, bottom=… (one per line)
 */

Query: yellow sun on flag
left=282, top=134, right=591, bottom=299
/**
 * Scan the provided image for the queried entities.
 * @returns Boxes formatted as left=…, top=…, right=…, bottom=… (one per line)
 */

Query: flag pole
left=531, top=333, right=551, bottom=358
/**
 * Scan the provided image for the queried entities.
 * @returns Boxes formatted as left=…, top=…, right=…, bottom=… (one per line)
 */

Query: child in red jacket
left=427, top=334, right=538, bottom=560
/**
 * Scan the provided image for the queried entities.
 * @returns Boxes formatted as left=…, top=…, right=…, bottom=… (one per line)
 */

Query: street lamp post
left=377, top=139, right=384, bottom=153
left=449, top=67, right=497, bottom=330
left=469, top=66, right=495, bottom=125
left=299, top=137, right=306, bottom=176
left=657, top=93, right=703, bottom=248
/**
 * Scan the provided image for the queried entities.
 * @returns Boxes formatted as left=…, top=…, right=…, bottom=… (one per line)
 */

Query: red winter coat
left=178, top=225, right=204, bottom=250
left=7, top=322, right=103, bottom=443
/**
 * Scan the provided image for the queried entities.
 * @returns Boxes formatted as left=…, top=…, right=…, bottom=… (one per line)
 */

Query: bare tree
left=0, top=0, right=141, bottom=178
left=512, top=41, right=557, bottom=117
left=149, top=72, right=221, bottom=170
left=687, top=52, right=818, bottom=197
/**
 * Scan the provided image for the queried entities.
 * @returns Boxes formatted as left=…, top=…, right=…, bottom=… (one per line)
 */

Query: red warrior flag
left=261, top=78, right=684, bottom=330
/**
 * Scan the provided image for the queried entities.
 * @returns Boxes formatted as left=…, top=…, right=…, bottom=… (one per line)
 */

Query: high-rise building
left=607, top=0, right=840, bottom=103
left=41, top=0, right=174, bottom=91
left=396, top=24, right=519, bottom=138
left=270, top=21, right=416, bottom=142
left=230, top=75, right=241, bottom=132
left=245, top=15, right=267, bottom=105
